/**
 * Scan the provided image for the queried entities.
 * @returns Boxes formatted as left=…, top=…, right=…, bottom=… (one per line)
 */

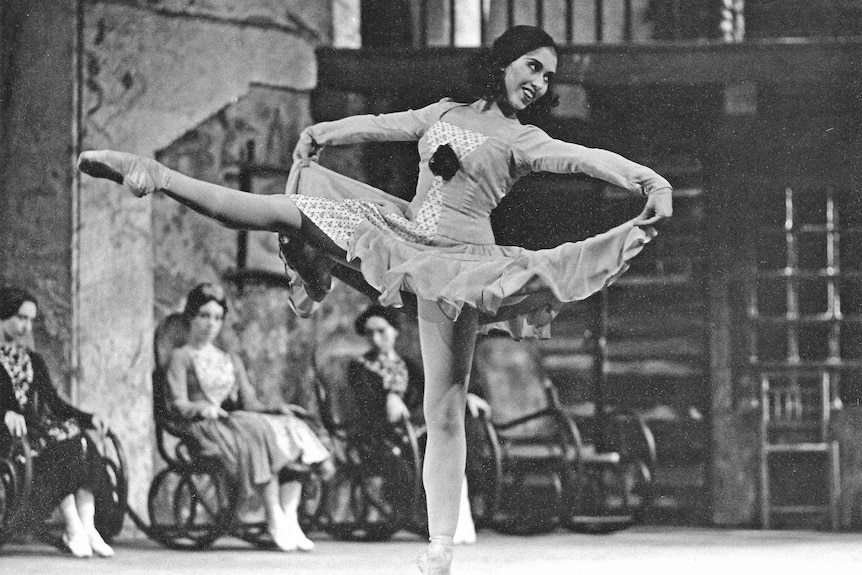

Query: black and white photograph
left=1, top=1, right=861, bottom=573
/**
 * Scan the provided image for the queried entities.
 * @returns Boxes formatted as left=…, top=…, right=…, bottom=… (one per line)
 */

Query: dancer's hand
left=77, top=150, right=170, bottom=198
left=4, top=411, right=27, bottom=437
left=294, top=129, right=322, bottom=166
left=632, top=189, right=673, bottom=228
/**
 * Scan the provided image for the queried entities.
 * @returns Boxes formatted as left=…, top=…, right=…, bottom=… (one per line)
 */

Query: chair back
left=312, top=334, right=369, bottom=434
left=761, top=371, right=835, bottom=445
left=152, top=313, right=190, bottom=453
left=471, top=335, right=556, bottom=438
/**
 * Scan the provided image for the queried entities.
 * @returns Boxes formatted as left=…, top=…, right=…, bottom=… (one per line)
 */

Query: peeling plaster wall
left=0, top=1, right=77, bottom=391
left=76, top=0, right=330, bottom=527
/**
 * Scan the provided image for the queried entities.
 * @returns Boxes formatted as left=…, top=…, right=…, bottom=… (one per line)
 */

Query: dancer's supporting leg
left=417, top=300, right=478, bottom=575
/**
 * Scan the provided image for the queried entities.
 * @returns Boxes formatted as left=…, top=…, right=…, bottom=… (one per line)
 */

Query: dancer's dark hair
left=465, top=25, right=560, bottom=120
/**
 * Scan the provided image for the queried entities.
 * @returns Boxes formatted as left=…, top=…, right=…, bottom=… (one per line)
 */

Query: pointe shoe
left=416, top=546, right=453, bottom=575
left=86, top=528, right=115, bottom=558
left=77, top=150, right=170, bottom=198
left=278, top=237, right=332, bottom=302
left=62, top=531, right=93, bottom=558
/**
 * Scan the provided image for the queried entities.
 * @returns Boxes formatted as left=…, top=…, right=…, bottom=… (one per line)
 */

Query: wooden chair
left=471, top=333, right=656, bottom=534
left=144, top=313, right=239, bottom=549
left=0, top=401, right=127, bottom=550
left=310, top=335, right=424, bottom=541
left=470, top=334, right=584, bottom=534
left=0, top=435, right=32, bottom=548
left=759, top=370, right=841, bottom=529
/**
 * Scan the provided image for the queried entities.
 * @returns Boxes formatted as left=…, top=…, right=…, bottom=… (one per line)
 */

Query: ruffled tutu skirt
left=281, top=162, right=655, bottom=339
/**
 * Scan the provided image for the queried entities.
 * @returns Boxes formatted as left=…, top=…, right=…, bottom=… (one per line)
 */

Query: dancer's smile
left=502, top=46, right=557, bottom=111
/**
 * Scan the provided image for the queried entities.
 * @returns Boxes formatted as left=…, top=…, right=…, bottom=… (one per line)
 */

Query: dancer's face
left=188, top=300, right=225, bottom=345
left=0, top=301, right=37, bottom=345
left=363, top=316, right=398, bottom=355
left=502, top=46, right=557, bottom=111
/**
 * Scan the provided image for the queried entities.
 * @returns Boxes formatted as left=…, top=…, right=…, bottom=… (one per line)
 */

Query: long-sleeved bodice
left=286, top=98, right=669, bottom=338
left=305, top=99, right=671, bottom=247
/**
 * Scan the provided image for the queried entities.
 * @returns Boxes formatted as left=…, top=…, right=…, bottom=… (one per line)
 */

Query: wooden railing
left=404, top=0, right=860, bottom=47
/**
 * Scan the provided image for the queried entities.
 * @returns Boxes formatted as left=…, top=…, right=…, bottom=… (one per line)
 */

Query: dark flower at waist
left=429, top=143, right=460, bottom=180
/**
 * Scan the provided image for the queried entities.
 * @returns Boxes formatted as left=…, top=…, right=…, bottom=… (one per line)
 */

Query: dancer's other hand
left=77, top=150, right=170, bottom=198
left=633, top=189, right=673, bottom=228
left=294, top=129, right=322, bottom=166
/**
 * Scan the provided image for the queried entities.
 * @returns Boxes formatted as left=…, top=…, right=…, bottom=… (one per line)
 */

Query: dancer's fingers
left=632, top=214, right=665, bottom=227
left=77, top=151, right=125, bottom=185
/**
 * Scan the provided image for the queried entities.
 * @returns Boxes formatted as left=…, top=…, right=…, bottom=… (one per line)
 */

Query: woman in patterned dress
left=78, top=26, right=672, bottom=573
left=0, top=286, right=114, bottom=558
left=164, top=282, right=331, bottom=552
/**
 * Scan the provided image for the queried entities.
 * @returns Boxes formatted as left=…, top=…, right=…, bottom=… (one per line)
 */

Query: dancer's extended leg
left=417, top=300, right=478, bottom=575
left=78, top=150, right=304, bottom=231
left=78, top=150, right=336, bottom=296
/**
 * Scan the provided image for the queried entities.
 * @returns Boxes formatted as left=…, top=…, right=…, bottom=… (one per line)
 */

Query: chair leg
left=760, top=449, right=770, bottom=530
left=829, top=442, right=841, bottom=531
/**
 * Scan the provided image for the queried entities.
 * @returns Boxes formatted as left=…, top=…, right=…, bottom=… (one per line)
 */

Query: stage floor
left=2, top=526, right=861, bottom=574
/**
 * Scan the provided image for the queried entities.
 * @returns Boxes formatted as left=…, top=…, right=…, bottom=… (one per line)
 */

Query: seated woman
left=0, top=286, right=114, bottom=558
left=348, top=304, right=481, bottom=545
left=165, top=283, right=332, bottom=552
left=348, top=304, right=424, bottom=437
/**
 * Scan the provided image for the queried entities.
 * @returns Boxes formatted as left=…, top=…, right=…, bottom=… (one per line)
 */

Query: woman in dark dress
left=348, top=304, right=423, bottom=437
left=0, top=286, right=114, bottom=558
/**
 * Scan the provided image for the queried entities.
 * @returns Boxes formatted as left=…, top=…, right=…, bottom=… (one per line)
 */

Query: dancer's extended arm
left=512, top=127, right=673, bottom=226
left=295, top=100, right=458, bottom=163
left=513, top=126, right=673, bottom=197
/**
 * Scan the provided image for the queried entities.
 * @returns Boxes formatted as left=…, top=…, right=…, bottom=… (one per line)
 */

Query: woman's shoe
left=283, top=515, right=315, bottom=552
left=293, top=532, right=315, bottom=552
left=62, top=531, right=93, bottom=558
left=77, top=150, right=170, bottom=198
left=86, top=528, right=115, bottom=558
left=268, top=525, right=298, bottom=552
left=453, top=479, right=477, bottom=545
